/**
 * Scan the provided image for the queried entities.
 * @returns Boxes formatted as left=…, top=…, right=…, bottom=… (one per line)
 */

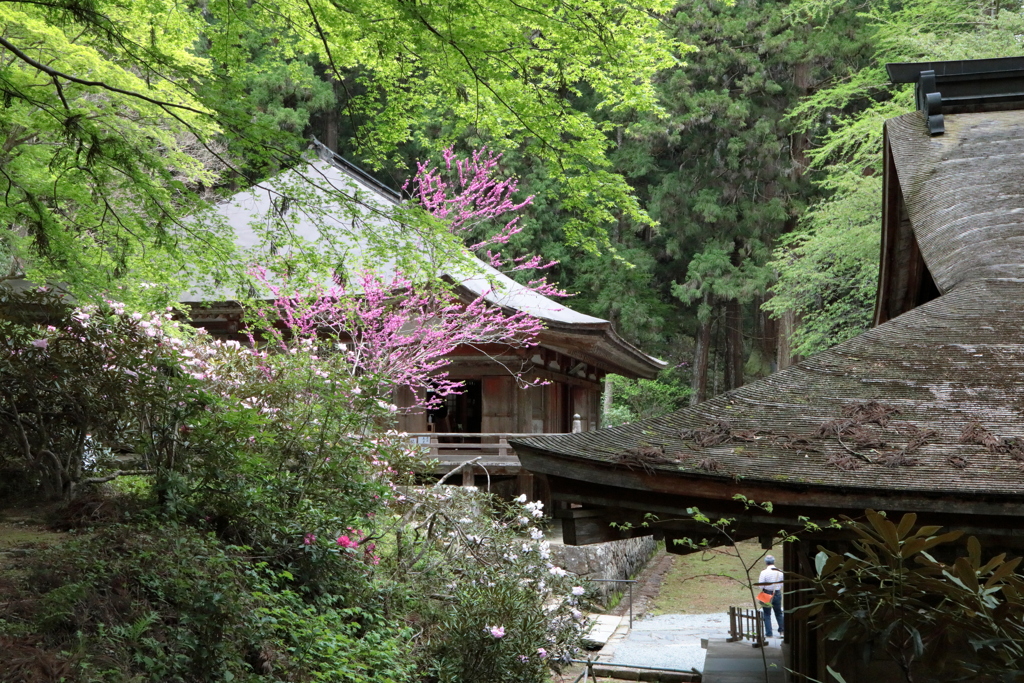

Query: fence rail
left=727, top=605, right=765, bottom=643
left=408, top=432, right=539, bottom=472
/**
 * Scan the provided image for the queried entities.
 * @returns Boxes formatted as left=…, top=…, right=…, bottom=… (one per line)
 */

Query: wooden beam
left=560, top=513, right=656, bottom=545
left=518, top=447, right=1024, bottom=522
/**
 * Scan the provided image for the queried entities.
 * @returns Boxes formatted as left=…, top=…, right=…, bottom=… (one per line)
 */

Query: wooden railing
left=727, top=605, right=765, bottom=643
left=407, top=432, right=537, bottom=474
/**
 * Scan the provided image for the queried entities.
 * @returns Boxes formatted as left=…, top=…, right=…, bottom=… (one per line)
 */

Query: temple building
left=180, top=141, right=664, bottom=496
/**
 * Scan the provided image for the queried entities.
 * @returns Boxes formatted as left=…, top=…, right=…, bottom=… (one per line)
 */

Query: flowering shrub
left=406, top=147, right=564, bottom=297
left=0, top=288, right=190, bottom=499
left=383, top=487, right=590, bottom=682
left=247, top=267, right=543, bottom=407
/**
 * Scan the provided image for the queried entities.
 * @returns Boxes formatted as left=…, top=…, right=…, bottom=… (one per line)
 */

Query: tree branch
left=0, top=35, right=210, bottom=117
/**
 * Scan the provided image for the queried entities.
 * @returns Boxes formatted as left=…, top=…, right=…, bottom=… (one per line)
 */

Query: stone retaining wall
left=551, top=534, right=658, bottom=604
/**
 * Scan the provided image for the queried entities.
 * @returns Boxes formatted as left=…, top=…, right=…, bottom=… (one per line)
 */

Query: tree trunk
left=724, top=297, right=744, bottom=391
left=776, top=309, right=801, bottom=370
left=324, top=78, right=339, bottom=153
left=769, top=56, right=814, bottom=368
left=690, top=296, right=713, bottom=405
left=757, top=293, right=779, bottom=375
left=602, top=375, right=613, bottom=424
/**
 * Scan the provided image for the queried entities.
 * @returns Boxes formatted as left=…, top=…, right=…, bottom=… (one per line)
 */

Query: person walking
left=757, top=555, right=784, bottom=639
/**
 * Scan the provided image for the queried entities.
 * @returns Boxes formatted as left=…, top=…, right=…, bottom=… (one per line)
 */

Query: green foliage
left=763, top=175, right=881, bottom=356
left=807, top=510, right=1024, bottom=681
left=0, top=0, right=232, bottom=307
left=1, top=523, right=412, bottom=682
left=1, top=0, right=679, bottom=304
left=603, top=370, right=690, bottom=427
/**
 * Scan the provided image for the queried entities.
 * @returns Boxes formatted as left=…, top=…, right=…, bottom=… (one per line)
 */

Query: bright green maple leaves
left=1, top=1, right=229, bottom=307
left=1, top=0, right=680, bottom=306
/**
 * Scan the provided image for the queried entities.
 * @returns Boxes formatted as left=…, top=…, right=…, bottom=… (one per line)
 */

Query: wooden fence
left=407, top=432, right=534, bottom=475
left=727, top=605, right=765, bottom=643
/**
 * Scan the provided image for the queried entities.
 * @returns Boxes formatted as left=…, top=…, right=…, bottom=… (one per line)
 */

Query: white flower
left=529, top=528, right=544, bottom=540
left=515, top=493, right=528, bottom=503
left=524, top=500, right=545, bottom=518
left=548, top=565, right=567, bottom=577
left=571, top=586, right=585, bottom=596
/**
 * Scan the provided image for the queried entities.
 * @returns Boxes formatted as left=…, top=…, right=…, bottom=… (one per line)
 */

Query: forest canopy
left=0, top=0, right=679, bottom=306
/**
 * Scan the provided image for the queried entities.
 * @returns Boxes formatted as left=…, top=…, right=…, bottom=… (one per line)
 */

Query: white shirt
left=758, top=565, right=783, bottom=592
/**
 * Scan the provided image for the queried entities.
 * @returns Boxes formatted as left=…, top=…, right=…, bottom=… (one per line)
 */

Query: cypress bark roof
left=514, top=278, right=1024, bottom=500
left=513, top=107, right=1024, bottom=503
left=888, top=110, right=1024, bottom=292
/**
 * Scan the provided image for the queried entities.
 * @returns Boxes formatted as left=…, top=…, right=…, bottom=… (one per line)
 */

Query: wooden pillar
left=516, top=471, right=534, bottom=500
left=462, top=465, right=475, bottom=487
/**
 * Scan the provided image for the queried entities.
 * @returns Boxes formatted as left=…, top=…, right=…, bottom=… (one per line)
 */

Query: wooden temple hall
left=511, top=57, right=1024, bottom=682
left=178, top=139, right=665, bottom=498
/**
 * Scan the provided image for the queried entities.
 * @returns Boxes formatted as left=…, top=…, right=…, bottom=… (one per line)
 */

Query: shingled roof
left=512, top=59, right=1024, bottom=516
left=515, top=278, right=1024, bottom=509
left=181, top=142, right=665, bottom=378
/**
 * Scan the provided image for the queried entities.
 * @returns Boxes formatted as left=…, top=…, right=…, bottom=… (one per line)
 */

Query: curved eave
left=538, top=322, right=666, bottom=379
left=511, top=442, right=1024, bottom=519
left=509, top=279, right=1024, bottom=514
left=451, top=281, right=666, bottom=379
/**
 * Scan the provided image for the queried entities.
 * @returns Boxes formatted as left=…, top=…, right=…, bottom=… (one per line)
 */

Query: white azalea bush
left=385, top=486, right=591, bottom=682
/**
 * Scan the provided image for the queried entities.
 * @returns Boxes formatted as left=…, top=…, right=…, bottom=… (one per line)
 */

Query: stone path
left=591, top=613, right=785, bottom=680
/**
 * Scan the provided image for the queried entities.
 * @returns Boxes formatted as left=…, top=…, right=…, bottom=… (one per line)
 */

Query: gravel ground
left=606, top=613, right=782, bottom=673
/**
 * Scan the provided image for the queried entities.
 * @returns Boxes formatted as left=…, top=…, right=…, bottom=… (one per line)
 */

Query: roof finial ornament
left=916, top=70, right=945, bottom=136
left=887, top=57, right=1024, bottom=137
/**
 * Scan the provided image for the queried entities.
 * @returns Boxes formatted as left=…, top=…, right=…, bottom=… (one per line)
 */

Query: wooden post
left=516, top=471, right=534, bottom=500
left=462, top=465, right=475, bottom=487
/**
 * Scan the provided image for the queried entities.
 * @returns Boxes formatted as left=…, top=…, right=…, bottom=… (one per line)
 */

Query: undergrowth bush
left=381, top=488, right=589, bottom=682
left=0, top=286, right=587, bottom=682
left=2, top=523, right=411, bottom=682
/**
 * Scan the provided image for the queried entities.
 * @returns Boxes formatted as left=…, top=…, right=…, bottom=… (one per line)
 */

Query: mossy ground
left=650, top=539, right=780, bottom=615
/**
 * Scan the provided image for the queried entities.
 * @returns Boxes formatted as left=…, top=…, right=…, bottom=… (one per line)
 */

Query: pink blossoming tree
left=405, top=147, right=566, bottom=298
left=250, top=147, right=565, bottom=408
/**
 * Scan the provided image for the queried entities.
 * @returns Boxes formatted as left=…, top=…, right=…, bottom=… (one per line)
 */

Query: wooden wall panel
left=395, top=386, right=427, bottom=432
left=481, top=376, right=516, bottom=435
left=571, top=386, right=590, bottom=431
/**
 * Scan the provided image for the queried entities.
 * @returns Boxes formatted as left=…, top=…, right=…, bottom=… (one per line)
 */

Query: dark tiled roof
left=513, top=278, right=1024, bottom=499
